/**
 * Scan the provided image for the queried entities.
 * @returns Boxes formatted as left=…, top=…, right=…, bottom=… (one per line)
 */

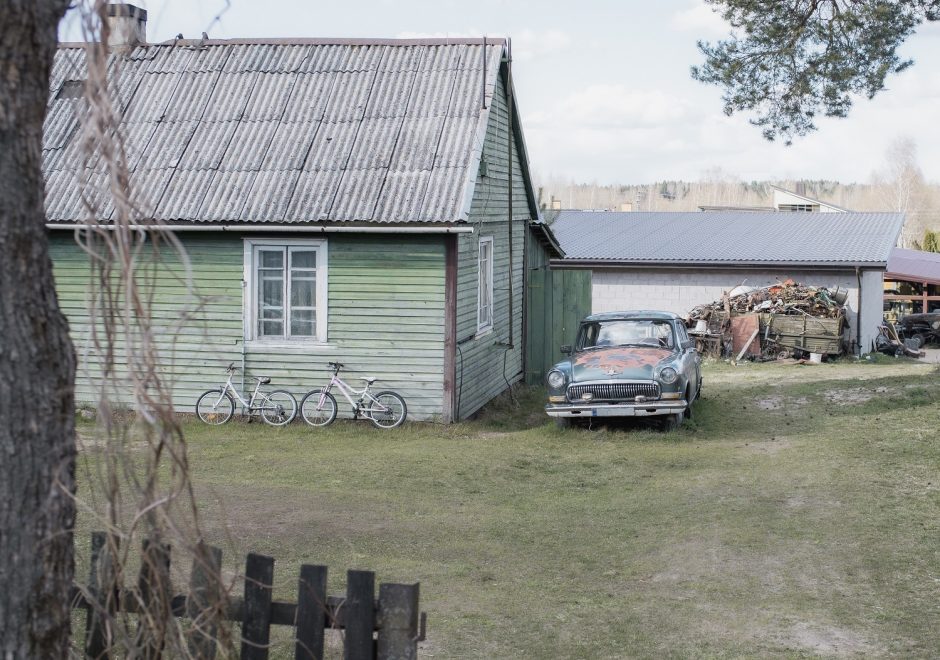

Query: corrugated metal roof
left=886, top=247, right=940, bottom=283
left=550, top=211, right=905, bottom=265
left=44, top=40, right=504, bottom=224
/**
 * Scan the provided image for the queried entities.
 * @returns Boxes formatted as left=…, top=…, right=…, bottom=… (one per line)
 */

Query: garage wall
left=591, top=267, right=882, bottom=354
left=859, top=269, right=885, bottom=354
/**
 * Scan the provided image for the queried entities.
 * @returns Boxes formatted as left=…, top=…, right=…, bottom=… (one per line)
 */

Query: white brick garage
left=549, top=211, right=904, bottom=355
left=591, top=267, right=885, bottom=353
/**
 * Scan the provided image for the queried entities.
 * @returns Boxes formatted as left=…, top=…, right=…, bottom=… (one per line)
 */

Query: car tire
left=663, top=388, right=689, bottom=431
left=662, top=408, right=685, bottom=431
left=555, top=417, right=572, bottom=429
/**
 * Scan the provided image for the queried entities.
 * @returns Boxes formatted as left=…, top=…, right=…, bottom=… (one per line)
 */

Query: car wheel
left=662, top=407, right=685, bottom=432
left=663, top=387, right=689, bottom=430
left=555, top=417, right=572, bottom=429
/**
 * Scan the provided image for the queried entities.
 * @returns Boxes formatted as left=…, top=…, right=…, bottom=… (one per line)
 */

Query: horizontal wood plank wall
left=50, top=233, right=244, bottom=410
left=246, top=235, right=446, bottom=420
left=455, top=67, right=530, bottom=419
left=51, top=232, right=447, bottom=420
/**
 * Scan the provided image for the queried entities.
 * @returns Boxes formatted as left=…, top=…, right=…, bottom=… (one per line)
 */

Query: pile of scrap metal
left=687, top=280, right=849, bottom=361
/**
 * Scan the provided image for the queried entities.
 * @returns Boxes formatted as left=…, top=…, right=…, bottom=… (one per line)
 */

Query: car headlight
left=547, top=370, right=566, bottom=389
left=659, top=367, right=678, bottom=384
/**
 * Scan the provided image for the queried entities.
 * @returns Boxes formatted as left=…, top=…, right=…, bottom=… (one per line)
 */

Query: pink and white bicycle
left=299, top=362, right=407, bottom=429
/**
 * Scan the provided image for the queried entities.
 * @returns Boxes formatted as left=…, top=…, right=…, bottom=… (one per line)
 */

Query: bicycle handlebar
left=327, top=361, right=345, bottom=371
left=227, top=362, right=237, bottom=373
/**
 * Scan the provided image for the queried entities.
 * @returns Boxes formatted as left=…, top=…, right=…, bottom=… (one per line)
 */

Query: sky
left=60, top=0, right=940, bottom=185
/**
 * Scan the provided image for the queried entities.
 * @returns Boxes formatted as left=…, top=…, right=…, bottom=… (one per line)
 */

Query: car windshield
left=578, top=320, right=676, bottom=350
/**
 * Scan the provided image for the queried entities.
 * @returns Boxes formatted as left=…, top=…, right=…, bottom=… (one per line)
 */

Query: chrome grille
left=567, top=381, right=661, bottom=402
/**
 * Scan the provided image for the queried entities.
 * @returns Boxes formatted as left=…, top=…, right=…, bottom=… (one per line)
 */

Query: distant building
left=769, top=184, right=848, bottom=212
left=698, top=184, right=849, bottom=213
left=548, top=210, right=905, bottom=354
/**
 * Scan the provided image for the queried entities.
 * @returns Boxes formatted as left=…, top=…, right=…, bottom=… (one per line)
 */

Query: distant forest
left=534, top=177, right=940, bottom=248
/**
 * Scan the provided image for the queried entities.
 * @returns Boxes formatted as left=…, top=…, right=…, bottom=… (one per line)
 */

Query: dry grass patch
left=75, top=358, right=940, bottom=658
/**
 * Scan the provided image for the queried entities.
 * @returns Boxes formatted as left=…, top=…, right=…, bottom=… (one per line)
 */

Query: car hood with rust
left=571, top=346, right=676, bottom=381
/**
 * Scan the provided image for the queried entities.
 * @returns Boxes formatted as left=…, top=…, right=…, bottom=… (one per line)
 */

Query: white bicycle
left=299, top=362, right=407, bottom=429
left=195, top=363, right=297, bottom=426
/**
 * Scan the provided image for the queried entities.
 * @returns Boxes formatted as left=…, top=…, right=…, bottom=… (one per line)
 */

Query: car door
left=675, top=322, right=700, bottom=398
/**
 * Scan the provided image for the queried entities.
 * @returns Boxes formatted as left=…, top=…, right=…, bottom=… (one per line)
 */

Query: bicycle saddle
left=359, top=376, right=377, bottom=385
left=256, top=376, right=271, bottom=384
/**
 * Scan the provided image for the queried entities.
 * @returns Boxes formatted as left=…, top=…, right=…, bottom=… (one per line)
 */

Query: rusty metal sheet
left=730, top=314, right=761, bottom=357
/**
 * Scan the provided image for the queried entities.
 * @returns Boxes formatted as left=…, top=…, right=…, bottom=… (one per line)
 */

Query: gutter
left=548, top=258, right=887, bottom=271
left=46, top=223, right=474, bottom=234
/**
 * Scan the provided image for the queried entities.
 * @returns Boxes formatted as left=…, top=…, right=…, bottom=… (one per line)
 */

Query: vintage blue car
left=545, top=311, right=702, bottom=429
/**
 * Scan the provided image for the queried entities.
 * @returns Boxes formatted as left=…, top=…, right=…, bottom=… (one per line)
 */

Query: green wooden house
left=44, top=35, right=566, bottom=421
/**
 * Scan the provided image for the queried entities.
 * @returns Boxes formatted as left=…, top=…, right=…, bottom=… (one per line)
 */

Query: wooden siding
left=51, top=232, right=446, bottom=420
left=525, top=231, right=592, bottom=385
left=454, top=66, right=532, bottom=418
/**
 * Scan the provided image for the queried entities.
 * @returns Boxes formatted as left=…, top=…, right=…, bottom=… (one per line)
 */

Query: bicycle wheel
left=259, top=390, right=297, bottom=426
left=300, top=389, right=338, bottom=427
left=195, top=389, right=235, bottom=425
left=367, top=391, right=407, bottom=429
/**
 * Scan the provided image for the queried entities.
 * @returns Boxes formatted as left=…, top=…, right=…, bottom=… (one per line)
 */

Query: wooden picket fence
left=71, top=531, right=426, bottom=659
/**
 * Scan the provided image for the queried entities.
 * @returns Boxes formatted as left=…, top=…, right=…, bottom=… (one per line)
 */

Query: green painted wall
left=50, top=232, right=446, bottom=420
left=455, top=66, right=532, bottom=419
left=524, top=230, right=592, bottom=384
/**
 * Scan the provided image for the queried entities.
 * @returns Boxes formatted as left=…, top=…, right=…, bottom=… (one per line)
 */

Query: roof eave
left=529, top=220, right=564, bottom=258
left=46, top=221, right=474, bottom=234
left=549, top=258, right=887, bottom=271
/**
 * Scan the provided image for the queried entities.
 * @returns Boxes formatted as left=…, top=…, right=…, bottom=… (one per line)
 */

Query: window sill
left=245, top=340, right=337, bottom=353
left=474, top=327, right=494, bottom=341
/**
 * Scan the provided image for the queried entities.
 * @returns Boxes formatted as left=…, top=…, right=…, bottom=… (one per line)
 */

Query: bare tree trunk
left=0, top=1, right=76, bottom=657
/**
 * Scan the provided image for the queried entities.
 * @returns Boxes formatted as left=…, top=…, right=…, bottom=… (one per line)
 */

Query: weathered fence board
left=241, top=553, right=275, bottom=660
left=344, top=570, right=376, bottom=660
left=187, top=542, right=224, bottom=659
left=295, top=564, right=328, bottom=660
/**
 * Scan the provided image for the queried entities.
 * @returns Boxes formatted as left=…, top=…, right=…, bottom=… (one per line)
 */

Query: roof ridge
left=58, top=37, right=507, bottom=49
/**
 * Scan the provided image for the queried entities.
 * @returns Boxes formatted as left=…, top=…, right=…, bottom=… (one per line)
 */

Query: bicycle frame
left=320, top=373, right=384, bottom=416
left=217, top=372, right=265, bottom=413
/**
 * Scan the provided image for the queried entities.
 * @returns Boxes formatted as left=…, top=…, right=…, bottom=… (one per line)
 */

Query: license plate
left=588, top=407, right=636, bottom=417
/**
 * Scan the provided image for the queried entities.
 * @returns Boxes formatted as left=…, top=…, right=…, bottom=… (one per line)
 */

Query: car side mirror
left=560, top=345, right=572, bottom=355
left=681, top=340, right=694, bottom=350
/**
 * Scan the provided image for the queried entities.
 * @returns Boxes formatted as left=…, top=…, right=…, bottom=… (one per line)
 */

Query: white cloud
left=671, top=2, right=729, bottom=37
left=528, top=84, right=690, bottom=131
left=510, top=29, right=571, bottom=61
left=395, top=29, right=489, bottom=40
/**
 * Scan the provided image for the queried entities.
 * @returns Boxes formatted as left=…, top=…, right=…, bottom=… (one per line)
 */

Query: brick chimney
left=106, top=3, right=147, bottom=50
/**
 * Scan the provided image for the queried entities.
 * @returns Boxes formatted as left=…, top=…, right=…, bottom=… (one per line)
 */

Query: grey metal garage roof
left=43, top=38, right=504, bottom=224
left=550, top=210, right=904, bottom=267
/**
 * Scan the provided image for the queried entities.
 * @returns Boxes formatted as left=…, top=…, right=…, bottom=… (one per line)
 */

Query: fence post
left=135, top=537, right=171, bottom=660
left=295, top=564, right=328, bottom=660
left=241, top=552, right=275, bottom=660
left=84, top=531, right=118, bottom=659
left=376, top=583, right=419, bottom=660
left=186, top=542, right=224, bottom=659
left=344, top=570, right=375, bottom=660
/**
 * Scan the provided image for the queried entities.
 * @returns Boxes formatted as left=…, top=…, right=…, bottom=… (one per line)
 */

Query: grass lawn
left=76, top=358, right=940, bottom=658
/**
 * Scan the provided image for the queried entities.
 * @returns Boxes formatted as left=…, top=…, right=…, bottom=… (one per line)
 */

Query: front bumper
left=545, top=400, right=688, bottom=418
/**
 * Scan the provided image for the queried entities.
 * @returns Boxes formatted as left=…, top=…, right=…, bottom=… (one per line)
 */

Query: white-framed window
left=243, top=239, right=328, bottom=343
left=477, top=236, right=494, bottom=334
